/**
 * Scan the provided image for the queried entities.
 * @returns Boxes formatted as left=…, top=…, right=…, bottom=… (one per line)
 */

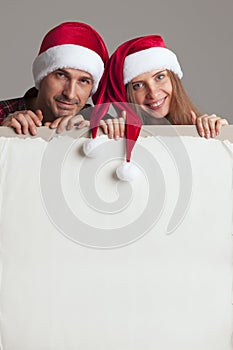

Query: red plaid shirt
left=0, top=87, right=38, bottom=124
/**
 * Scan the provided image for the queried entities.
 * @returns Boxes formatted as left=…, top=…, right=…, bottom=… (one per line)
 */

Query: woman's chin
left=145, top=110, right=166, bottom=120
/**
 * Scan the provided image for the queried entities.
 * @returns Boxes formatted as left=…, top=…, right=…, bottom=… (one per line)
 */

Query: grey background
left=0, top=0, right=232, bottom=122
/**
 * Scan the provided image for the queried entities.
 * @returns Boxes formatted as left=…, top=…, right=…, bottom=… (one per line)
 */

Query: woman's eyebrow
left=152, top=69, right=166, bottom=77
left=131, top=79, right=143, bottom=84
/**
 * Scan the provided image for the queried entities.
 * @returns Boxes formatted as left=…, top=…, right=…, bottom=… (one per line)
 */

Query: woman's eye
left=156, top=74, right=165, bottom=81
left=132, top=82, right=143, bottom=90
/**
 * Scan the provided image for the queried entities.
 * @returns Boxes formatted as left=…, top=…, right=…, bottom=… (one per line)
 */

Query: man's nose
left=62, top=80, right=77, bottom=100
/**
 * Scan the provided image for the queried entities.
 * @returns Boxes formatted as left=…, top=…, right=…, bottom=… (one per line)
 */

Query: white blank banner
left=0, top=133, right=232, bottom=350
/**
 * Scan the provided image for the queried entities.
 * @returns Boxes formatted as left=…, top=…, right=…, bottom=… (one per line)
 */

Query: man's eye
left=56, top=72, right=66, bottom=78
left=80, top=79, right=91, bottom=84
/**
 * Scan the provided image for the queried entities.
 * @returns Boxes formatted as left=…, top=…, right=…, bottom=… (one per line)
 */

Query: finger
left=66, top=114, right=85, bottom=130
left=121, top=110, right=126, bottom=120
left=202, top=116, right=212, bottom=139
left=25, top=116, right=38, bottom=136
left=15, top=114, right=30, bottom=134
left=56, top=116, right=71, bottom=134
left=190, top=110, right=197, bottom=125
left=118, top=117, right=125, bottom=137
left=49, top=117, right=62, bottom=129
left=77, top=120, right=90, bottom=129
left=216, top=118, right=229, bottom=135
left=22, top=109, right=42, bottom=128
left=35, top=109, right=44, bottom=125
left=196, top=115, right=211, bottom=138
left=105, top=119, right=114, bottom=139
left=206, top=115, right=219, bottom=138
left=10, top=118, right=22, bottom=134
left=44, top=122, right=52, bottom=127
left=99, top=120, right=108, bottom=134
left=112, top=118, right=120, bottom=140
left=195, top=116, right=205, bottom=137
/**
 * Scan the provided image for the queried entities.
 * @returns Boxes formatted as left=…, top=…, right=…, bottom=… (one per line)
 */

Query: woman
left=92, top=35, right=228, bottom=139
left=85, top=35, right=228, bottom=180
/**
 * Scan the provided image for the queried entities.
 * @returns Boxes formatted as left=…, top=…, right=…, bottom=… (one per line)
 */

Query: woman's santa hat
left=32, top=21, right=108, bottom=94
left=85, top=35, right=183, bottom=181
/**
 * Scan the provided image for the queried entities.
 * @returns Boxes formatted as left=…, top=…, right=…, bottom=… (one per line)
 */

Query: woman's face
left=130, top=69, right=172, bottom=119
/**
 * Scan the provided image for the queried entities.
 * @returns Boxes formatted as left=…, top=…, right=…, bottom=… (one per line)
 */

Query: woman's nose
left=146, top=83, right=160, bottom=99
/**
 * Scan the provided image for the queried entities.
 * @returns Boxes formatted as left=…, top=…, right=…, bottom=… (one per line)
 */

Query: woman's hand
left=191, top=110, right=228, bottom=138
left=100, top=110, right=126, bottom=140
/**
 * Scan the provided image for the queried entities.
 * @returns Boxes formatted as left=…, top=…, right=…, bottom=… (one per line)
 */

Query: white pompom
left=83, top=137, right=107, bottom=158
left=116, top=162, right=140, bottom=182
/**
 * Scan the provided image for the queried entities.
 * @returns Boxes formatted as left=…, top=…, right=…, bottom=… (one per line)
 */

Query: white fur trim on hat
left=123, top=47, right=183, bottom=85
left=32, top=44, right=104, bottom=94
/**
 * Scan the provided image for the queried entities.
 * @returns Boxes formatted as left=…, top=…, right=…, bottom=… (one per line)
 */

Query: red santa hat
left=85, top=35, right=183, bottom=181
left=32, top=22, right=109, bottom=94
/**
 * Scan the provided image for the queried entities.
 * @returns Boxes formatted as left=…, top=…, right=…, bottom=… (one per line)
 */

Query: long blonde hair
left=126, top=70, right=200, bottom=125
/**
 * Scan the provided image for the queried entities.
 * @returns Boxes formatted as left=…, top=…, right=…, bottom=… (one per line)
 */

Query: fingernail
left=37, top=120, right=42, bottom=126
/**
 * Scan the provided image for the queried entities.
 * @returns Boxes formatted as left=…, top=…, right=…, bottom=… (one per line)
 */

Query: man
left=0, top=21, right=109, bottom=135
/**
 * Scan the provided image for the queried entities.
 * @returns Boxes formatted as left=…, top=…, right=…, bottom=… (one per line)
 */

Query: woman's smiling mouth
left=146, top=97, right=167, bottom=110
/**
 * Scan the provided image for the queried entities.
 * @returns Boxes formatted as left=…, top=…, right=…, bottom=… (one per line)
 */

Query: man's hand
left=1, top=109, right=43, bottom=135
left=100, top=110, right=126, bottom=140
left=191, top=110, right=228, bottom=138
left=48, top=114, right=90, bottom=134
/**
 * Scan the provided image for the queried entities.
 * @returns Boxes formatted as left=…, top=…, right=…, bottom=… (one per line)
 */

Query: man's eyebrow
left=80, top=74, right=93, bottom=79
left=80, top=75, right=93, bottom=82
left=55, top=68, right=68, bottom=74
left=56, top=68, right=66, bottom=72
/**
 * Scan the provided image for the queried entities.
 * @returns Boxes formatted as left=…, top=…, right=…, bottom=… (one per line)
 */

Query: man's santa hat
left=85, top=35, right=183, bottom=181
left=32, top=21, right=108, bottom=94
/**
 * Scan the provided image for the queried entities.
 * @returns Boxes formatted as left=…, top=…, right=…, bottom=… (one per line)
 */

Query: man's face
left=36, top=68, right=93, bottom=123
